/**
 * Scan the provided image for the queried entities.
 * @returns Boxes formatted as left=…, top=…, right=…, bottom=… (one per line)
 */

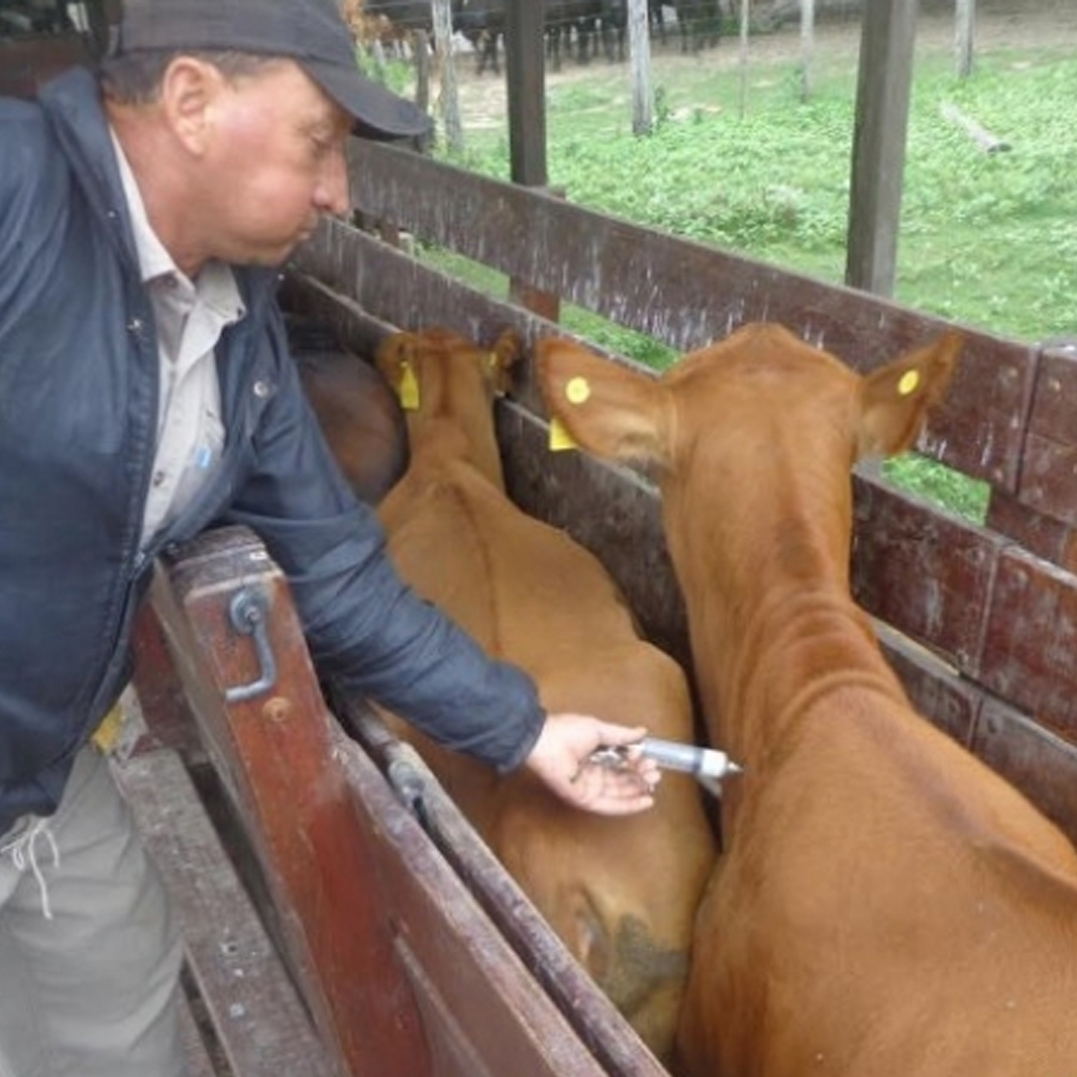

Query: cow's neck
left=406, top=387, right=506, bottom=490
left=666, top=462, right=907, bottom=765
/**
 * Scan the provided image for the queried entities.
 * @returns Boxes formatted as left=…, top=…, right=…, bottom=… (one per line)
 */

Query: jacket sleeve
left=222, top=309, right=545, bottom=773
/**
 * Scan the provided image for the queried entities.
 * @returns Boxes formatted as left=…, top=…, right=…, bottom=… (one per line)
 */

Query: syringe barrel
left=641, top=737, right=735, bottom=779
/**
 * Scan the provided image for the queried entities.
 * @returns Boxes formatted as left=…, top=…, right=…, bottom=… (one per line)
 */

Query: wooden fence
left=284, top=137, right=1077, bottom=847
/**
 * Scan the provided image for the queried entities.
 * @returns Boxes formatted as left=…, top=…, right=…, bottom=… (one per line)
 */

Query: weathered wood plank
left=333, top=147, right=1034, bottom=493
left=178, top=991, right=219, bottom=1077
left=131, top=594, right=209, bottom=765
left=331, top=714, right=629, bottom=1077
left=850, top=474, right=1000, bottom=672
left=971, top=697, right=1077, bottom=848
left=1014, top=345, right=1077, bottom=527
left=977, top=545, right=1077, bottom=743
left=986, top=488, right=1077, bottom=572
left=498, top=402, right=689, bottom=664
left=278, top=276, right=398, bottom=365
left=870, top=625, right=1077, bottom=850
left=339, top=701, right=671, bottom=1077
left=149, top=530, right=430, bottom=1077
left=113, top=748, right=336, bottom=1077
left=874, top=622, right=981, bottom=749
left=289, top=223, right=554, bottom=386
left=504, top=0, right=549, bottom=185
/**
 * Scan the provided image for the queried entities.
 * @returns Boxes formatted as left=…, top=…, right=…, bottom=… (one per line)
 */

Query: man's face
left=197, top=59, right=352, bottom=266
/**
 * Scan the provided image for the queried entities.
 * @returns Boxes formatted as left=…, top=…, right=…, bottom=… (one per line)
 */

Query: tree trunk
left=430, top=0, right=462, bottom=154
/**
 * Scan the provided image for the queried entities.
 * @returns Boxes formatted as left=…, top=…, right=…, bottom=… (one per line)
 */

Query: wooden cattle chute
left=286, top=136, right=1077, bottom=851
left=132, top=528, right=670, bottom=1077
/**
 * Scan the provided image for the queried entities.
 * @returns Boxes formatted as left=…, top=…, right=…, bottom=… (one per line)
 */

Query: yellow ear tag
left=565, top=376, right=592, bottom=405
left=898, top=370, right=920, bottom=396
left=548, top=416, right=578, bottom=451
left=399, top=362, right=420, bottom=410
left=487, top=351, right=506, bottom=397
left=91, top=701, right=125, bottom=754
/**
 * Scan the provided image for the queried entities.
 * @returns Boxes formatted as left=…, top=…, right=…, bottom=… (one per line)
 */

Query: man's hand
left=524, top=714, right=660, bottom=815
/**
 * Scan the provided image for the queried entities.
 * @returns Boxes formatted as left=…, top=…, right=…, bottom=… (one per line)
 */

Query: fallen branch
left=941, top=102, right=1012, bottom=154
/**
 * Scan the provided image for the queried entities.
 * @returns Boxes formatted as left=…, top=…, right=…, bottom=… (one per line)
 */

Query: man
left=0, top=1, right=659, bottom=1073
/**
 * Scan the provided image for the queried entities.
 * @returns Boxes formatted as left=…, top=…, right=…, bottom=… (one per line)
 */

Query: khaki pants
left=0, top=745, right=187, bottom=1077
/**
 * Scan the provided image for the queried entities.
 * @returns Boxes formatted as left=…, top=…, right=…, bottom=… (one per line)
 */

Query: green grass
left=445, top=44, right=1077, bottom=345
left=405, top=26, right=1077, bottom=522
left=882, top=456, right=990, bottom=524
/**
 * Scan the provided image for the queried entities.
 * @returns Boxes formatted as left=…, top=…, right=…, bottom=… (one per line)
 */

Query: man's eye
left=307, top=131, right=338, bottom=159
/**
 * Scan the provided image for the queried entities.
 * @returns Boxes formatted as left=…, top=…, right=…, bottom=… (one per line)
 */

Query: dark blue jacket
left=0, top=67, right=544, bottom=829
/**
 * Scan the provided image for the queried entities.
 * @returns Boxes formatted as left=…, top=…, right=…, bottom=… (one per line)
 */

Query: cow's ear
left=374, top=332, right=418, bottom=395
left=488, top=328, right=525, bottom=394
left=536, top=337, right=669, bottom=466
left=856, top=331, right=962, bottom=459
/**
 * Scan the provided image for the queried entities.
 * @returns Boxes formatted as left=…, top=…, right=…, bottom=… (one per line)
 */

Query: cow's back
left=679, top=686, right=1077, bottom=1077
left=378, top=451, right=716, bottom=1062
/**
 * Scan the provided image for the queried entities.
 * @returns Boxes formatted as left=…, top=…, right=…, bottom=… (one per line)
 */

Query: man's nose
left=315, top=150, right=351, bottom=217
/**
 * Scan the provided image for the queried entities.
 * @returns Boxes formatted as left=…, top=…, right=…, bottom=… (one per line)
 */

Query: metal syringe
left=589, top=737, right=743, bottom=796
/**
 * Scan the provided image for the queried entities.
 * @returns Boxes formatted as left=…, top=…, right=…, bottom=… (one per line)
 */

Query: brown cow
left=537, top=323, right=1077, bottom=1077
left=365, top=326, right=716, bottom=1064
left=287, top=316, right=409, bottom=505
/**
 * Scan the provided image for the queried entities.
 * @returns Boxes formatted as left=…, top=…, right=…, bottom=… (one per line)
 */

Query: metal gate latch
left=224, top=586, right=278, bottom=703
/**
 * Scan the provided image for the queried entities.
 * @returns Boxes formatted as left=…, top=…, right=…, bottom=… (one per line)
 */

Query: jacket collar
left=39, top=66, right=140, bottom=271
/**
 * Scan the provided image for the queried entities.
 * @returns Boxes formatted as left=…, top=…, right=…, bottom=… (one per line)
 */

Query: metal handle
left=224, top=587, right=278, bottom=703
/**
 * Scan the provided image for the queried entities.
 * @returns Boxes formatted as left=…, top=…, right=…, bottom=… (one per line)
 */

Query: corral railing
left=285, top=137, right=1077, bottom=848
left=132, top=526, right=659, bottom=1077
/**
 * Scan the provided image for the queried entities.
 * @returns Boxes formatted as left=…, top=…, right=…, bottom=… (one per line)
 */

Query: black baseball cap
left=114, top=0, right=432, bottom=140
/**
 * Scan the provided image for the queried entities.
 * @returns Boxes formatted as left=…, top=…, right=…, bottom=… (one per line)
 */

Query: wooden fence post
left=844, top=0, right=919, bottom=297
left=628, top=0, right=654, bottom=136
left=955, top=0, right=975, bottom=78
left=800, top=0, right=815, bottom=101
left=431, top=0, right=463, bottom=154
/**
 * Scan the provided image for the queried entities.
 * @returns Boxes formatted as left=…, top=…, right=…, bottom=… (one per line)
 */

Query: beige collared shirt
left=110, top=131, right=246, bottom=548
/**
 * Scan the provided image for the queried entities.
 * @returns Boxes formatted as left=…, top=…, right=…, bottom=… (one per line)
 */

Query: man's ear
left=535, top=337, right=670, bottom=467
left=158, top=56, right=223, bottom=155
left=856, top=331, right=963, bottom=459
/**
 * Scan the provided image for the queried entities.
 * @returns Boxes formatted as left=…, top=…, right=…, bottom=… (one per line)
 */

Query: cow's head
left=536, top=324, right=961, bottom=475
left=376, top=326, right=523, bottom=483
left=536, top=323, right=962, bottom=741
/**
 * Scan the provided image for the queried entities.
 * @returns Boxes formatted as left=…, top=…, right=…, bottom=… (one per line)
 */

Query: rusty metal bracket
left=224, top=587, right=278, bottom=703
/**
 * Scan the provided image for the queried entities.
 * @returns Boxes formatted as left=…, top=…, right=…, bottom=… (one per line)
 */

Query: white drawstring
left=0, top=817, right=61, bottom=920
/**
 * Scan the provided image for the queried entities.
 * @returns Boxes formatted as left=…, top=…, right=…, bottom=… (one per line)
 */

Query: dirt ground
left=450, top=3, right=1077, bottom=131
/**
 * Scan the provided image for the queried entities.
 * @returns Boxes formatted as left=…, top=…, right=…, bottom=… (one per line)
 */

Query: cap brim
left=303, top=59, right=432, bottom=141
